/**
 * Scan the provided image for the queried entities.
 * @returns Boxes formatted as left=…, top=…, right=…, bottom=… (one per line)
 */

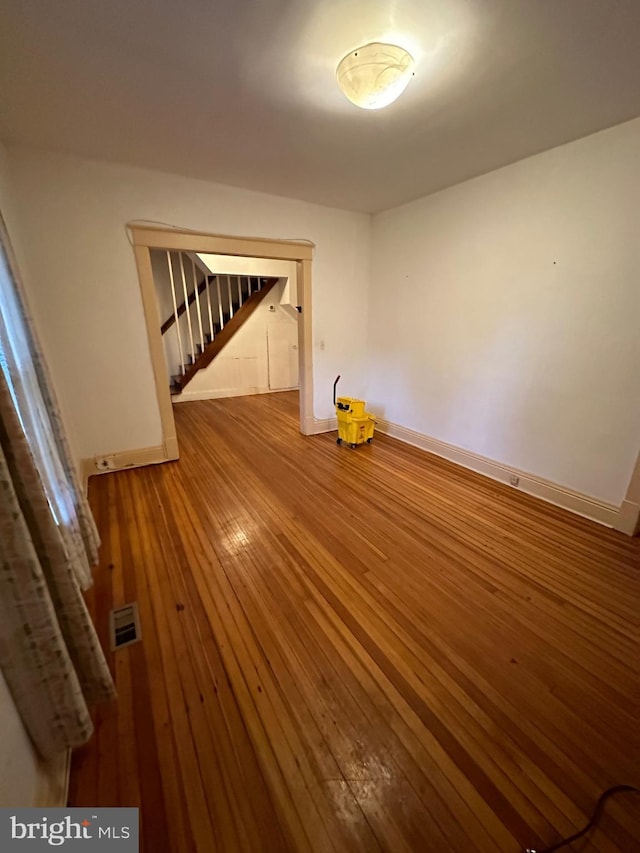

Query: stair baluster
left=216, top=277, right=224, bottom=330
left=205, top=275, right=215, bottom=341
left=166, top=251, right=186, bottom=374
left=227, top=275, right=234, bottom=319
left=191, top=257, right=206, bottom=354
left=178, top=253, right=195, bottom=363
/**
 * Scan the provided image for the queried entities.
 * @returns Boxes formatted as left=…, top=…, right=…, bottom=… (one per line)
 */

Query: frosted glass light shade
left=336, top=42, right=415, bottom=110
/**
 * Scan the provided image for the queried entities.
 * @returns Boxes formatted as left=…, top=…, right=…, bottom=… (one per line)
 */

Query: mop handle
left=333, top=375, right=341, bottom=405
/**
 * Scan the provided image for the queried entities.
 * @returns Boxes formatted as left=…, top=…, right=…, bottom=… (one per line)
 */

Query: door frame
left=129, top=224, right=314, bottom=461
left=617, top=446, right=640, bottom=535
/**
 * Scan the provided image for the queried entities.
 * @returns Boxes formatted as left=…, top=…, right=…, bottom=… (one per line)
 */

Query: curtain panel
left=0, top=212, right=115, bottom=758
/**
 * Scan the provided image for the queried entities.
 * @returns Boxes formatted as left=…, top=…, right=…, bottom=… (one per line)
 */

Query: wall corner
left=613, top=500, right=640, bottom=537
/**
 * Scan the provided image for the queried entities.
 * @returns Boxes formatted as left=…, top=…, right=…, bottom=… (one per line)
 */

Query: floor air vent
left=109, top=602, right=142, bottom=650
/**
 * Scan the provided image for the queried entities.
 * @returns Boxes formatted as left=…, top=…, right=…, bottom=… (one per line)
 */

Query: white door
left=267, top=314, right=299, bottom=391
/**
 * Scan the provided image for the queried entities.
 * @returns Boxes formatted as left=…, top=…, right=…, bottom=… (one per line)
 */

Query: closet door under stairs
left=267, top=314, right=299, bottom=391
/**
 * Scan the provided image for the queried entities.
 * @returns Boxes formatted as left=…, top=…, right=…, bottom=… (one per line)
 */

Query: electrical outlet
left=509, top=474, right=520, bottom=487
left=95, top=455, right=116, bottom=472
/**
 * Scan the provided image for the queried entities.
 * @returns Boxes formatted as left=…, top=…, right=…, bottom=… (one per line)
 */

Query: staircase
left=159, top=251, right=278, bottom=395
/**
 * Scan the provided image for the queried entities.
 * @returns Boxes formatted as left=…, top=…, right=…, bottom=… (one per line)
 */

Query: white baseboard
left=305, top=416, right=336, bottom=435
left=173, top=385, right=269, bottom=403
left=173, top=385, right=299, bottom=403
left=81, top=444, right=169, bottom=490
left=36, top=748, right=70, bottom=807
left=376, top=419, right=620, bottom=529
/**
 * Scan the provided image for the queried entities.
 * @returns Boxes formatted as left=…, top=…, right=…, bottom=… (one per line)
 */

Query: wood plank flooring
left=69, top=391, right=640, bottom=852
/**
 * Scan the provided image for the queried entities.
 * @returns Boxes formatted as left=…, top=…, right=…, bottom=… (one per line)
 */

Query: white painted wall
left=0, top=142, right=61, bottom=807
left=369, top=118, right=640, bottom=505
left=175, top=279, right=299, bottom=402
left=5, top=147, right=371, bottom=466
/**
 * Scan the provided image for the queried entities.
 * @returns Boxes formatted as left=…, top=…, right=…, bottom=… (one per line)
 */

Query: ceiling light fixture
left=336, top=42, right=415, bottom=110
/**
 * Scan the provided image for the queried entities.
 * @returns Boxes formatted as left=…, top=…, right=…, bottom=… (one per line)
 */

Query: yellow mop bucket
left=333, top=375, right=377, bottom=448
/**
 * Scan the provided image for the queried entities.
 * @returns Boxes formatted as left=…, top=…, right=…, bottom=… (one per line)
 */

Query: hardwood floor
left=69, top=391, right=640, bottom=852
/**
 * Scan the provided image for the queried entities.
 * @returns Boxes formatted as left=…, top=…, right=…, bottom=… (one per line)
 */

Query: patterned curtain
left=0, top=211, right=115, bottom=758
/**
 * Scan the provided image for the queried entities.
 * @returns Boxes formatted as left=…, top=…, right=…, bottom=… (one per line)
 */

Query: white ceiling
left=1, top=0, right=639, bottom=213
